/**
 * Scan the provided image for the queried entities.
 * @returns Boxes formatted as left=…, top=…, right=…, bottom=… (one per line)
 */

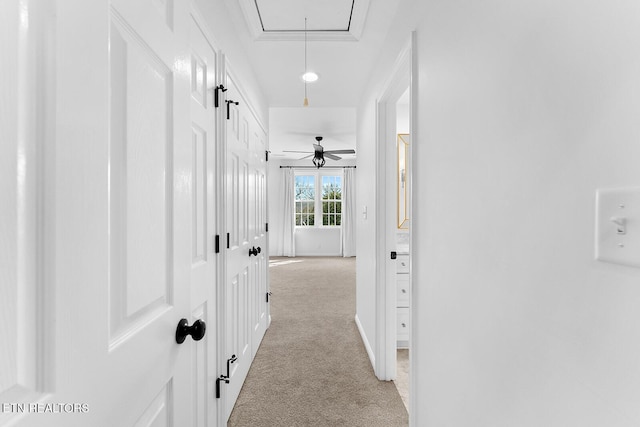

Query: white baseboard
left=294, top=252, right=343, bottom=257
left=355, top=314, right=375, bottom=369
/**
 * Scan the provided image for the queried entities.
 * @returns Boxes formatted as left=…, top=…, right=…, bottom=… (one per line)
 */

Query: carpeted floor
left=228, top=257, right=409, bottom=427
left=394, top=349, right=409, bottom=411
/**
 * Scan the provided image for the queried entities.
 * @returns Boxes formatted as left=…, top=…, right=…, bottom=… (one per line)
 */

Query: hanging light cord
left=304, top=17, right=308, bottom=106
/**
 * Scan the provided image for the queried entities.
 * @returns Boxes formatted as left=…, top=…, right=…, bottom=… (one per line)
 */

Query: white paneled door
left=1, top=0, right=217, bottom=426
left=223, top=75, right=269, bottom=420
left=188, top=12, right=219, bottom=427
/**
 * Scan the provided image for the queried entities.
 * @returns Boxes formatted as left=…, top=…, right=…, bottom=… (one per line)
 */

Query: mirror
left=397, top=134, right=410, bottom=229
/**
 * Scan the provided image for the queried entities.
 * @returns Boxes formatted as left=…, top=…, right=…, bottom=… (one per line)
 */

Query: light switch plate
left=596, top=187, right=640, bottom=268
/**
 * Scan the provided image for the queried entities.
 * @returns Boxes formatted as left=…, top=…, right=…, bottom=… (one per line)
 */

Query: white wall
left=294, top=227, right=342, bottom=256
left=268, top=158, right=356, bottom=256
left=396, top=93, right=410, bottom=135
left=358, top=0, right=640, bottom=425
left=267, top=159, right=284, bottom=256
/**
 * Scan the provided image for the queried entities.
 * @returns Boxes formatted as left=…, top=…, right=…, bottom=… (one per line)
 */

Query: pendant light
left=303, top=17, right=309, bottom=107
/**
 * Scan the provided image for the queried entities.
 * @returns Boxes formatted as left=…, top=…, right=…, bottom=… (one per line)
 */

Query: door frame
left=374, top=32, right=416, bottom=396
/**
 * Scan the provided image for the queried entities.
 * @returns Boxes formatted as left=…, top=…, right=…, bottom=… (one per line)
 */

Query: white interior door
left=249, top=125, right=269, bottom=357
left=221, top=73, right=270, bottom=420
left=0, top=0, right=211, bottom=425
left=189, top=13, right=219, bottom=427
left=223, top=77, right=254, bottom=419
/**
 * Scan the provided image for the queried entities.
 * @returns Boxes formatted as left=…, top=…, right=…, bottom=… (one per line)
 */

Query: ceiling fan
left=284, top=136, right=355, bottom=168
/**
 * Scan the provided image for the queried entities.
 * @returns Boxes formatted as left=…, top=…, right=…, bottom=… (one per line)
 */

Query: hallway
left=228, top=257, right=407, bottom=426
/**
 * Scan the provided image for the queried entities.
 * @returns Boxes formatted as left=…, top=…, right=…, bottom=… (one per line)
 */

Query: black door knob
left=176, top=318, right=206, bottom=344
left=256, top=246, right=261, bottom=254
left=249, top=246, right=257, bottom=256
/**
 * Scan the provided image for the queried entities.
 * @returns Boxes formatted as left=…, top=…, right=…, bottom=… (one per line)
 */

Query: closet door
left=223, top=76, right=253, bottom=420
left=222, top=73, right=269, bottom=420
left=249, top=129, right=269, bottom=357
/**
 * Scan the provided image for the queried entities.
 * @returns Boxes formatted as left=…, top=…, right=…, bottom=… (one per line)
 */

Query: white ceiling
left=224, top=0, right=402, bottom=158
left=255, top=0, right=354, bottom=31
left=269, top=108, right=356, bottom=160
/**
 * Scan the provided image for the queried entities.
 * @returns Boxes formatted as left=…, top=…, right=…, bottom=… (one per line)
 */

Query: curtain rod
left=279, top=166, right=356, bottom=169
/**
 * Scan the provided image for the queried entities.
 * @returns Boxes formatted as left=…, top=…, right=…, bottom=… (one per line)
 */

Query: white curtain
left=341, top=167, right=356, bottom=257
left=282, top=168, right=295, bottom=257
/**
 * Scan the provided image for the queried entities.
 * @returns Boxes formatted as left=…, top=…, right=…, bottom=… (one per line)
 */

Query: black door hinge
left=215, top=235, right=220, bottom=253
left=216, top=354, right=238, bottom=398
left=390, top=251, right=397, bottom=260
left=226, top=232, right=230, bottom=249
left=214, top=84, right=227, bottom=108
left=265, top=222, right=269, bottom=232
left=266, top=292, right=272, bottom=303
left=265, top=150, right=269, bottom=162
left=226, top=99, right=239, bottom=120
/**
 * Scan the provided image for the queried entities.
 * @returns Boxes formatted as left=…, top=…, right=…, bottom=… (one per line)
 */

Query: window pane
left=295, top=175, right=315, bottom=201
left=320, top=175, right=342, bottom=226
left=295, top=176, right=316, bottom=227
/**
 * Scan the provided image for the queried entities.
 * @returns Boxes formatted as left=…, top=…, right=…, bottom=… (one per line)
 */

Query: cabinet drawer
left=396, top=276, right=410, bottom=307
left=396, top=255, right=409, bottom=273
left=397, top=308, right=410, bottom=339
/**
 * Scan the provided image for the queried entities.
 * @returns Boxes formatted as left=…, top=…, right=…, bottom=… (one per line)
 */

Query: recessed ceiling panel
left=255, top=0, right=354, bottom=31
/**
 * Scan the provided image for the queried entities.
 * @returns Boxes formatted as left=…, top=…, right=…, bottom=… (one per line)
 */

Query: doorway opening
left=375, top=33, right=415, bottom=422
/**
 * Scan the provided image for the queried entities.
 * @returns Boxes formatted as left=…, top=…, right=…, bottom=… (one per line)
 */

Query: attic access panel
left=254, top=0, right=354, bottom=32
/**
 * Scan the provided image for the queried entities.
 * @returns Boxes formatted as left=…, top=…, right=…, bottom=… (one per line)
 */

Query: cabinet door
left=396, top=276, right=411, bottom=307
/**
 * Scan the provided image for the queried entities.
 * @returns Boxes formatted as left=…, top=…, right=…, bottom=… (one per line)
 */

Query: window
left=294, top=172, right=343, bottom=227
left=322, top=176, right=342, bottom=226
left=295, top=175, right=315, bottom=226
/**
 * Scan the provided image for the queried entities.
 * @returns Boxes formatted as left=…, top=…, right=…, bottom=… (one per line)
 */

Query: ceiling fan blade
left=324, top=149, right=355, bottom=154
left=298, top=154, right=314, bottom=160
left=324, top=153, right=342, bottom=161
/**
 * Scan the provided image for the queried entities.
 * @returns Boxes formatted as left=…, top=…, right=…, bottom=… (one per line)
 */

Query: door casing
left=374, top=32, right=417, bottom=425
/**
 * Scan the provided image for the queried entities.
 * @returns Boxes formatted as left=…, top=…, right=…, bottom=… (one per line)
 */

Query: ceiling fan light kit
left=282, top=135, right=355, bottom=168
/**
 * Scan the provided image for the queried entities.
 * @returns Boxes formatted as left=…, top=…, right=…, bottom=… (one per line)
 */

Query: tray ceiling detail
left=239, top=0, right=370, bottom=41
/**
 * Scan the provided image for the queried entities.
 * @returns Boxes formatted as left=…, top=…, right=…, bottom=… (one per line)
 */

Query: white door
left=189, top=13, right=219, bottom=427
left=223, top=76, right=254, bottom=419
left=222, top=74, right=270, bottom=419
left=249, top=126, right=269, bottom=357
left=0, top=1, right=212, bottom=425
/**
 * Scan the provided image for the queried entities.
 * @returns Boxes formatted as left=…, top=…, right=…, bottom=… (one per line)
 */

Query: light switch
left=596, top=187, right=640, bottom=268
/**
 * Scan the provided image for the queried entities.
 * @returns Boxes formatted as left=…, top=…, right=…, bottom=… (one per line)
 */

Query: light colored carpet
left=394, top=349, right=409, bottom=411
left=228, top=257, right=409, bottom=427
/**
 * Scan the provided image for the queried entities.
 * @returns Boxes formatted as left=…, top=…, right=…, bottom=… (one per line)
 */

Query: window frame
left=294, top=169, right=343, bottom=229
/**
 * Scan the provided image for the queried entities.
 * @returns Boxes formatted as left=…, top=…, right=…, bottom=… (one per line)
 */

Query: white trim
left=408, top=30, right=418, bottom=427
left=254, top=32, right=359, bottom=42
left=237, top=0, right=370, bottom=41
left=348, top=0, right=371, bottom=40
left=374, top=35, right=412, bottom=383
left=294, top=252, right=342, bottom=257
left=355, top=314, right=375, bottom=368
left=237, top=0, right=263, bottom=39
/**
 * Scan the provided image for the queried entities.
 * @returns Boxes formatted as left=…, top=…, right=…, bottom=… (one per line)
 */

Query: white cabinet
left=396, top=254, right=410, bottom=347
